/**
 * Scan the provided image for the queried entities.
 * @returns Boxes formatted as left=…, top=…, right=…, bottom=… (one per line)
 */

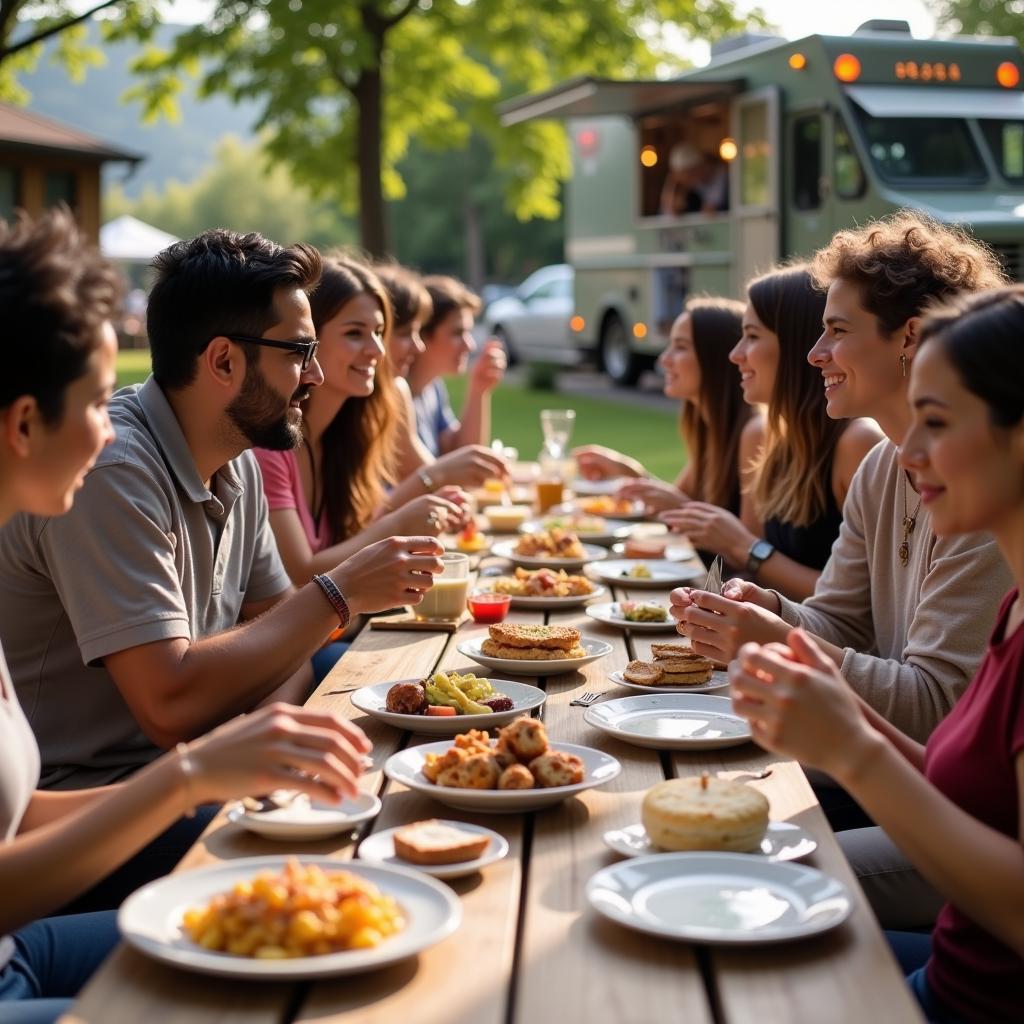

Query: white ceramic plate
left=497, top=583, right=607, bottom=610
left=119, top=856, right=461, bottom=978
left=586, top=601, right=676, bottom=633
left=456, top=636, right=613, bottom=677
left=566, top=499, right=647, bottom=522
left=520, top=517, right=634, bottom=546
left=351, top=679, right=546, bottom=735
left=226, top=792, right=381, bottom=841
left=572, top=477, right=631, bottom=496
left=588, top=559, right=703, bottom=589
left=586, top=852, right=851, bottom=945
left=491, top=538, right=608, bottom=569
left=603, top=822, right=818, bottom=863
left=609, top=541, right=697, bottom=561
left=608, top=668, right=730, bottom=695
left=358, top=821, right=509, bottom=879
left=584, top=694, right=752, bottom=750
left=383, top=740, right=621, bottom=813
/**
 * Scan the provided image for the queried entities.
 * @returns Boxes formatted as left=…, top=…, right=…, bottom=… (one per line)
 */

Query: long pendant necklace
left=899, top=473, right=923, bottom=568
left=304, top=441, right=324, bottom=524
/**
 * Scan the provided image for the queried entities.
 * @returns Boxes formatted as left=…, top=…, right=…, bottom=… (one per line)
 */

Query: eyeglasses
left=219, top=334, right=320, bottom=371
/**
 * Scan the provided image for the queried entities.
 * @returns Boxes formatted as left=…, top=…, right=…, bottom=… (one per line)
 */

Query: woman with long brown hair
left=254, top=254, right=469, bottom=587
left=662, top=265, right=883, bottom=599
left=574, top=298, right=763, bottom=548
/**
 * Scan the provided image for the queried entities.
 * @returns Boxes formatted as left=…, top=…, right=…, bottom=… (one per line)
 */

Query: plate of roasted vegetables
left=351, top=672, right=546, bottom=735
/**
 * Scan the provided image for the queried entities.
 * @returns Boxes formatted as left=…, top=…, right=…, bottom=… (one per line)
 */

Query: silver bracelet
left=175, top=742, right=197, bottom=819
left=418, top=467, right=436, bottom=491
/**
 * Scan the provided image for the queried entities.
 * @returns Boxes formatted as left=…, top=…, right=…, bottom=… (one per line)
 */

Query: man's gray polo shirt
left=0, top=377, right=292, bottom=789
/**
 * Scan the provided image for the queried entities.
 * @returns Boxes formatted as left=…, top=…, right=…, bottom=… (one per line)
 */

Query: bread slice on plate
left=623, top=660, right=665, bottom=685
left=650, top=642, right=696, bottom=660
left=392, top=820, right=491, bottom=865
left=488, top=623, right=581, bottom=651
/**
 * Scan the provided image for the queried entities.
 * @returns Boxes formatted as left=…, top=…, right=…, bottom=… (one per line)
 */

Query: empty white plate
left=587, top=852, right=851, bottom=945
left=119, top=856, right=461, bottom=978
left=586, top=601, right=676, bottom=633
left=457, top=636, right=612, bottom=677
left=588, top=560, right=703, bottom=589
left=603, top=822, right=818, bottom=862
left=359, top=821, right=509, bottom=879
left=584, top=694, right=752, bottom=750
left=490, top=538, right=608, bottom=569
left=227, top=791, right=381, bottom=841
left=608, top=668, right=729, bottom=695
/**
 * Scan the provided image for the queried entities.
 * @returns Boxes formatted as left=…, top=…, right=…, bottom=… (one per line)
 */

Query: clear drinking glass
left=540, top=409, right=576, bottom=457
left=413, top=552, right=470, bottom=621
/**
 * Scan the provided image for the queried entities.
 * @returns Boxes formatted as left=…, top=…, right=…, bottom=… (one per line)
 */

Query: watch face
left=752, top=540, right=774, bottom=561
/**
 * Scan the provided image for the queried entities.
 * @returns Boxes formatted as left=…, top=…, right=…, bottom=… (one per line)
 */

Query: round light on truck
left=570, top=315, right=585, bottom=333
left=833, top=53, right=861, bottom=83
left=997, top=62, right=1020, bottom=89
left=719, top=138, right=738, bottom=161
left=640, top=146, right=658, bottom=168
left=788, top=53, right=807, bottom=71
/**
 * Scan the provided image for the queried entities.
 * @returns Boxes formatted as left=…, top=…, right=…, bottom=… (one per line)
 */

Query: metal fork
left=569, top=691, right=601, bottom=708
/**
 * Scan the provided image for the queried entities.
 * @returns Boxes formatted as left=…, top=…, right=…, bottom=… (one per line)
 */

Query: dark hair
left=747, top=264, right=845, bottom=526
left=421, top=275, right=481, bottom=339
left=147, top=229, right=322, bottom=390
left=678, top=297, right=750, bottom=510
left=919, top=285, right=1024, bottom=430
left=374, top=262, right=432, bottom=328
left=0, top=207, right=122, bottom=423
left=307, top=253, right=399, bottom=543
left=810, top=210, right=1007, bottom=335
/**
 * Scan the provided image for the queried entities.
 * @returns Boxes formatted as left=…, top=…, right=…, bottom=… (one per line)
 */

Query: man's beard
left=226, top=362, right=308, bottom=451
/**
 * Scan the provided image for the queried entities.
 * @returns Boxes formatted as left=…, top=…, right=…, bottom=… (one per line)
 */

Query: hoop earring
left=899, top=353, right=907, bottom=377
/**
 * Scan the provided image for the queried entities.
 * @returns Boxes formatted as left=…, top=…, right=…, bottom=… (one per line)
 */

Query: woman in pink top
left=0, top=211, right=374, bottom=1024
left=728, top=286, right=1024, bottom=1023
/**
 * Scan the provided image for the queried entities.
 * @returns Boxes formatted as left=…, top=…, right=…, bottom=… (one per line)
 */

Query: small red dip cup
left=468, top=591, right=511, bottom=624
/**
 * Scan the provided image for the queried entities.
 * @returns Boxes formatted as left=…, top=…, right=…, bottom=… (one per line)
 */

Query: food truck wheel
left=600, top=314, right=642, bottom=386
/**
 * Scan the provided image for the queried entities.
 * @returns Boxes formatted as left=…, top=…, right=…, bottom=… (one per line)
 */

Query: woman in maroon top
left=728, top=285, right=1024, bottom=1024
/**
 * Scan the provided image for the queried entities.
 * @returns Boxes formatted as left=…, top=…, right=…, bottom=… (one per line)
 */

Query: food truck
left=500, top=21, right=1024, bottom=383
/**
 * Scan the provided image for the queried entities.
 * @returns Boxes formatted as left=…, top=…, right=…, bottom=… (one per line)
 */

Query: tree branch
left=382, top=0, right=419, bottom=30
left=0, top=0, right=126, bottom=60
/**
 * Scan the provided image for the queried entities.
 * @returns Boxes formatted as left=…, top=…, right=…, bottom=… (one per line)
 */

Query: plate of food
left=453, top=521, right=489, bottom=554
left=603, top=822, right=817, bottom=862
left=457, top=624, right=612, bottom=677
left=572, top=477, right=633, bottom=497
left=383, top=718, right=621, bottom=813
left=119, top=856, right=461, bottom=978
left=226, top=791, right=381, bottom=841
left=570, top=495, right=647, bottom=520
left=484, top=566, right=606, bottom=609
left=585, top=601, right=676, bottom=633
left=587, top=852, right=851, bottom=945
left=588, top=559, right=703, bottom=589
left=583, top=693, right=752, bottom=750
left=351, top=673, right=546, bottom=735
left=491, top=532, right=607, bottom=570
left=608, top=643, right=727, bottom=693
left=358, top=820, right=509, bottom=880
left=520, top=515, right=634, bottom=546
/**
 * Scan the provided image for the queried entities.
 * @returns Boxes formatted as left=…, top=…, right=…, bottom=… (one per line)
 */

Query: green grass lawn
left=115, top=351, right=686, bottom=480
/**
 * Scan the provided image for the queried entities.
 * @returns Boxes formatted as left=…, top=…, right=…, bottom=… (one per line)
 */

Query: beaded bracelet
left=175, top=742, right=197, bottom=819
left=312, top=573, right=351, bottom=629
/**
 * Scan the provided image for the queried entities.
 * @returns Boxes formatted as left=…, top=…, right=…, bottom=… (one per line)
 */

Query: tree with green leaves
left=929, top=0, right=1023, bottom=41
left=124, top=0, right=755, bottom=257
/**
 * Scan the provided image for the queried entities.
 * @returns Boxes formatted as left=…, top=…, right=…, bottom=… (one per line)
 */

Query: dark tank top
left=763, top=455, right=843, bottom=571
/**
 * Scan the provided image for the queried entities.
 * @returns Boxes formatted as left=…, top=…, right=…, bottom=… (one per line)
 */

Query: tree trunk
left=353, top=61, right=388, bottom=257
left=464, top=195, right=485, bottom=293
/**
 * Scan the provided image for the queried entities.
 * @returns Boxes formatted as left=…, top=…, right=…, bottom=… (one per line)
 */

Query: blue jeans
left=312, top=640, right=349, bottom=685
left=886, top=931, right=968, bottom=1024
left=0, top=911, right=119, bottom=1023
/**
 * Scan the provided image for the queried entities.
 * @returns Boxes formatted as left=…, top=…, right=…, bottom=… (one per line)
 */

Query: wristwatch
left=745, top=539, right=775, bottom=576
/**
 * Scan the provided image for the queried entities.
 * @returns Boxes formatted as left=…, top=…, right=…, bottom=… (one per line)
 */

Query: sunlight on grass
left=115, top=349, right=152, bottom=389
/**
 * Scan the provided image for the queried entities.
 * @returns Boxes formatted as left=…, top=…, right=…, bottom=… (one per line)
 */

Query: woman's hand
left=468, top=339, right=507, bottom=394
left=659, top=503, right=756, bottom=565
left=434, top=486, right=473, bottom=530
left=433, top=445, right=509, bottom=489
left=572, top=444, right=643, bottom=481
left=392, top=494, right=464, bottom=537
left=187, top=703, right=374, bottom=804
left=669, top=585, right=789, bottom=663
left=729, top=630, right=879, bottom=781
left=617, top=477, right=685, bottom=512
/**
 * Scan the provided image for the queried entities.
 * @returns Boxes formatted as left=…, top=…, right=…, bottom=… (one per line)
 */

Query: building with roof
left=0, top=102, right=142, bottom=242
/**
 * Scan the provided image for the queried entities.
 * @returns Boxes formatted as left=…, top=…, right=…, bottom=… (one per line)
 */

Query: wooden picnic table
left=65, top=540, right=923, bottom=1024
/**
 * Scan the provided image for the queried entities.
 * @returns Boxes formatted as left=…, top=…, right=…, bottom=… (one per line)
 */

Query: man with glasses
left=0, top=229, right=444, bottom=909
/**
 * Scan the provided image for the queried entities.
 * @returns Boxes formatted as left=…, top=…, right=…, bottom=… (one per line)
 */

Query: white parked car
left=482, top=264, right=578, bottom=365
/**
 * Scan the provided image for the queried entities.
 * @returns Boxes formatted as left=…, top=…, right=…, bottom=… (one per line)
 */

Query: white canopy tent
left=99, top=214, right=179, bottom=263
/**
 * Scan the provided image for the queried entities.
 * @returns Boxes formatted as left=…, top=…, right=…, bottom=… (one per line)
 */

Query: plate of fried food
left=585, top=600, right=676, bottom=633
left=491, top=530, right=607, bottom=569
left=226, top=790, right=382, bottom=841
left=608, top=643, right=728, bottom=693
left=571, top=495, right=647, bottom=520
left=457, top=624, right=613, bottom=677
left=119, top=856, right=461, bottom=978
left=587, top=559, right=703, bottom=589
left=572, top=477, right=633, bottom=498
left=351, top=672, right=546, bottom=735
left=520, top=514, right=634, bottom=546
left=584, top=693, right=752, bottom=751
left=383, top=717, right=622, bottom=812
left=358, top=820, right=510, bottom=880
left=485, top=566, right=606, bottom=609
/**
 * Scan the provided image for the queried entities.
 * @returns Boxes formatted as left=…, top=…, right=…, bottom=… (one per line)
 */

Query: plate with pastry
left=358, top=820, right=509, bottom=880
left=587, top=852, right=851, bottom=945
left=457, top=624, right=612, bottom=677
left=491, top=533, right=607, bottom=570
left=485, top=566, right=605, bottom=609
left=520, top=515, right=634, bottom=546
left=608, top=644, right=728, bottom=693
left=570, top=496, right=647, bottom=520
left=585, top=601, right=676, bottom=633
left=383, top=718, right=621, bottom=813
left=587, top=559, right=703, bottom=589
left=572, top=477, right=632, bottom=497
left=604, top=822, right=816, bottom=862
left=583, top=693, right=752, bottom=750
left=226, top=791, right=382, bottom=841
left=351, top=674, right=545, bottom=735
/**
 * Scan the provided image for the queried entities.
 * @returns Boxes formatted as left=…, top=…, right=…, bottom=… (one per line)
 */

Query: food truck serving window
left=851, top=105, right=986, bottom=184
left=979, top=120, right=1024, bottom=182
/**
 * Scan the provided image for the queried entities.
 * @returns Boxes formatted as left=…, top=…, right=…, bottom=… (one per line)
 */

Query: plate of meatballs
left=383, top=717, right=622, bottom=813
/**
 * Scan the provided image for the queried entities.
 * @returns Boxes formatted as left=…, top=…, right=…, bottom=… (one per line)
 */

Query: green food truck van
left=500, top=20, right=1024, bottom=383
